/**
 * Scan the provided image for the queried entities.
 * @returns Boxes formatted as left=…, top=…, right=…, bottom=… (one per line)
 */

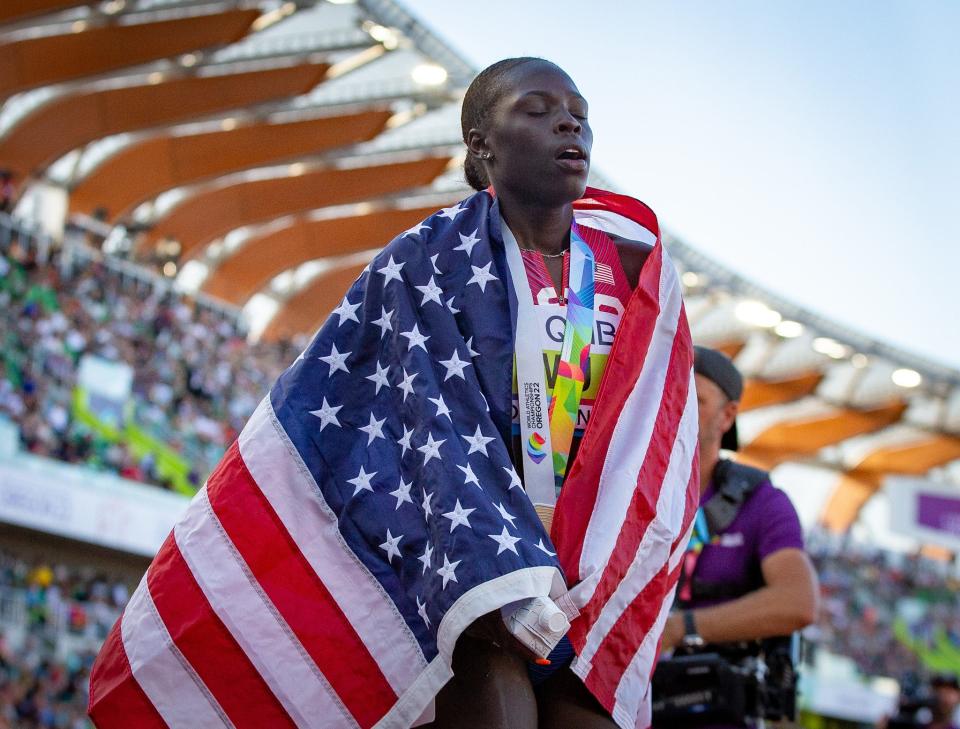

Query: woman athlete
left=424, top=57, right=657, bottom=729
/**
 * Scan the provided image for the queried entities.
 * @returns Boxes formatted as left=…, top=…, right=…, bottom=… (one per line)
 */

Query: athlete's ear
left=466, top=128, right=491, bottom=160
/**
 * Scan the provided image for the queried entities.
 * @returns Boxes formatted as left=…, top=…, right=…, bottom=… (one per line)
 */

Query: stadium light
left=735, top=300, right=782, bottom=328
left=774, top=320, right=804, bottom=338
left=681, top=271, right=700, bottom=288
left=851, top=353, right=869, bottom=368
left=891, top=368, right=922, bottom=388
left=812, top=337, right=848, bottom=359
left=364, top=23, right=401, bottom=50
left=411, top=63, right=448, bottom=86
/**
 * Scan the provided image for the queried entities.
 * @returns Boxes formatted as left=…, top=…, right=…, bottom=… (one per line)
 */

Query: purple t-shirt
left=688, top=477, right=804, bottom=609
left=659, top=477, right=804, bottom=729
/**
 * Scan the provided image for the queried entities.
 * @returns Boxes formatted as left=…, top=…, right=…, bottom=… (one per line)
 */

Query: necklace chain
left=518, top=246, right=568, bottom=259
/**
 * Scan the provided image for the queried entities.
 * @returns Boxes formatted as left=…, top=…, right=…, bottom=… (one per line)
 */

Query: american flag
left=88, top=188, right=697, bottom=729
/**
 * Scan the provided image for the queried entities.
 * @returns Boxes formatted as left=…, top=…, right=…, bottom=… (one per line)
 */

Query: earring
left=480, top=152, right=492, bottom=160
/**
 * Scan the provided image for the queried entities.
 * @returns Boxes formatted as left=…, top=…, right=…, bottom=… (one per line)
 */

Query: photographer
left=652, top=347, right=819, bottom=728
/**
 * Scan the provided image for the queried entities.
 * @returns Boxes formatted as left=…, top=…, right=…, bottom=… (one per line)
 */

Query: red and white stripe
left=89, top=398, right=429, bottom=729
left=555, top=192, right=699, bottom=728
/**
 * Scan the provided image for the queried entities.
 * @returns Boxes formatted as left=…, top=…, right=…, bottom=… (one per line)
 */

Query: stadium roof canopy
left=4, top=0, right=959, bottom=543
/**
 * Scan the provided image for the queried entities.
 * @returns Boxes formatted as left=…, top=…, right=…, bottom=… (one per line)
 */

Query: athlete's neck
left=498, top=194, right=572, bottom=256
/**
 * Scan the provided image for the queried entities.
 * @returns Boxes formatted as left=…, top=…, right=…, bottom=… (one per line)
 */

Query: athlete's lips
left=555, top=143, right=589, bottom=173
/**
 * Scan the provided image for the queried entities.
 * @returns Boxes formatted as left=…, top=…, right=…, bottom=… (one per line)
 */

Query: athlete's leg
left=536, top=665, right=619, bottom=729
left=424, top=633, right=537, bottom=729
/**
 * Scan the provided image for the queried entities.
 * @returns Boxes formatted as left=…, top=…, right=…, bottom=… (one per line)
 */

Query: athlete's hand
left=465, top=610, right=544, bottom=663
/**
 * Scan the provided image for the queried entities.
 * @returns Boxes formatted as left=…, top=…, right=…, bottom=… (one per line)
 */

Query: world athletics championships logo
left=526, top=431, right=547, bottom=463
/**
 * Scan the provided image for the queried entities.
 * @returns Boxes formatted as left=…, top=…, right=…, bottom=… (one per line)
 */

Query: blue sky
left=410, top=0, right=960, bottom=368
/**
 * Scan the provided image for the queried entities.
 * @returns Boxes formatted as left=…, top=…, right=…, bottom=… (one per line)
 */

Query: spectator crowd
left=0, top=549, right=134, bottom=729
left=0, top=223, right=301, bottom=491
left=809, top=534, right=960, bottom=680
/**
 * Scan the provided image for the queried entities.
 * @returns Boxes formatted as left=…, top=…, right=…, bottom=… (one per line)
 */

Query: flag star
left=400, top=323, right=430, bottom=352
left=417, top=432, right=445, bottom=464
left=376, top=255, right=405, bottom=285
left=415, top=276, right=444, bottom=307
left=372, top=307, right=394, bottom=339
left=403, top=221, right=430, bottom=238
left=389, top=478, right=414, bottom=510
left=332, top=296, right=360, bottom=327
left=445, top=296, right=460, bottom=314
left=347, top=466, right=376, bottom=496
left=503, top=466, right=522, bottom=490
left=319, top=343, right=351, bottom=375
left=421, top=490, right=434, bottom=521
left=495, top=502, right=518, bottom=529
left=428, top=394, right=452, bottom=421
left=535, top=538, right=557, bottom=557
left=480, top=392, right=489, bottom=412
left=467, top=262, right=498, bottom=292
left=398, top=424, right=414, bottom=456
left=430, top=253, right=442, bottom=274
left=461, top=424, right=494, bottom=456
left=308, top=397, right=342, bottom=432
left=442, top=499, right=475, bottom=532
left=436, top=554, right=461, bottom=589
left=416, top=595, right=430, bottom=627
left=439, top=349, right=471, bottom=381
left=489, top=526, right=522, bottom=556
left=379, top=529, right=403, bottom=563
left=417, top=542, right=433, bottom=575
left=398, top=368, right=418, bottom=402
left=454, top=228, right=481, bottom=256
left=438, top=202, right=467, bottom=220
left=358, top=412, right=387, bottom=445
left=366, top=361, right=391, bottom=394
left=456, top=462, right=481, bottom=489
left=465, top=336, right=480, bottom=359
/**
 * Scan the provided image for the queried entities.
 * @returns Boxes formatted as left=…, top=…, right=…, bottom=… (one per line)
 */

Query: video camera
left=651, top=636, right=798, bottom=727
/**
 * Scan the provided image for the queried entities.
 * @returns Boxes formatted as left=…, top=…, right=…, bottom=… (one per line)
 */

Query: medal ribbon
left=547, top=225, right=595, bottom=484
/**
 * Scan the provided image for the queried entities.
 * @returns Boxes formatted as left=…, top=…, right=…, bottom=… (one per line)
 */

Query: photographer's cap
left=694, top=346, right=743, bottom=451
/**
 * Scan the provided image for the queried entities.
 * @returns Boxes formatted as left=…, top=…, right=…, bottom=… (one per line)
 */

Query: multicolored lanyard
left=547, top=226, right=595, bottom=483
left=503, top=217, right=595, bottom=508
left=678, top=507, right=710, bottom=603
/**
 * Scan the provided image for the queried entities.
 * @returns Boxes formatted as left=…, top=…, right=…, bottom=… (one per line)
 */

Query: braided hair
left=460, top=57, right=555, bottom=191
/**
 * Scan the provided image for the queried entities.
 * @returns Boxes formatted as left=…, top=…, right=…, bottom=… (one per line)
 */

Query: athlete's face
left=469, top=62, right=592, bottom=206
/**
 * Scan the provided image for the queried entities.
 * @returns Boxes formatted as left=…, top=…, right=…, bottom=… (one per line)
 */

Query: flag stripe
left=174, top=488, right=357, bottom=728
left=574, top=332, right=693, bottom=644
left=121, top=576, right=232, bottom=728
left=568, top=247, right=679, bottom=606
left=612, top=559, right=685, bottom=729
left=582, top=258, right=686, bottom=601
left=582, top=389, right=697, bottom=669
left=206, top=441, right=397, bottom=728
left=552, top=243, right=664, bottom=584
left=586, top=558, right=672, bottom=709
left=147, top=534, right=296, bottom=729
left=239, top=399, right=426, bottom=693
left=88, top=620, right=167, bottom=729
